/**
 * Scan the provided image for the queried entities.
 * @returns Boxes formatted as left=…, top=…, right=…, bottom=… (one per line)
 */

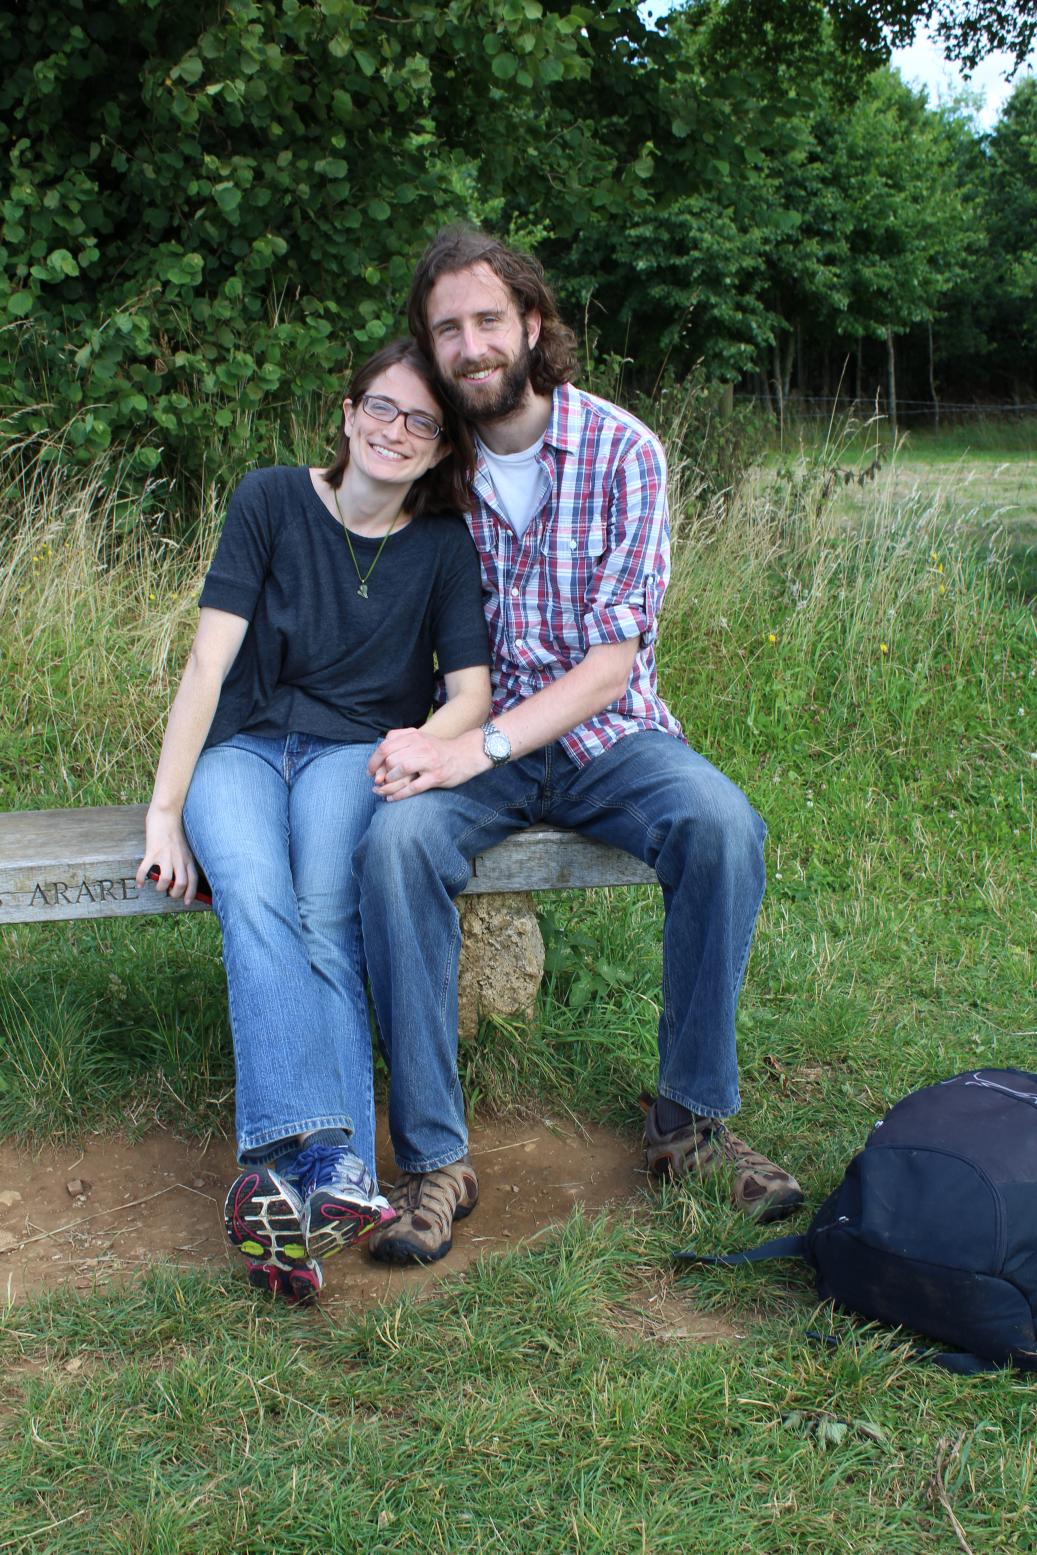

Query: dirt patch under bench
left=0, top=1110, right=698, bottom=1316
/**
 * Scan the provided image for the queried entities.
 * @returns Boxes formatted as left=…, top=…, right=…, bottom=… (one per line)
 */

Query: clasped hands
left=370, top=726, right=485, bottom=801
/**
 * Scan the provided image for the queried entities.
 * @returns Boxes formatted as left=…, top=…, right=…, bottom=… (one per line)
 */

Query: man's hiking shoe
left=225, top=1166, right=323, bottom=1300
left=292, top=1143, right=398, bottom=1261
left=368, top=1157, right=479, bottom=1264
left=640, top=1092, right=803, bottom=1224
left=245, top=1256, right=324, bottom=1306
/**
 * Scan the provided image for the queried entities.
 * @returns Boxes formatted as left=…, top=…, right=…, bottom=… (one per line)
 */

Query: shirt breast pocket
left=546, top=514, right=607, bottom=580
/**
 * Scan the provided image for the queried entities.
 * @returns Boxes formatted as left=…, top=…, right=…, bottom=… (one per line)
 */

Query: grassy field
left=1, top=423, right=1035, bottom=1552
left=768, top=417, right=1037, bottom=598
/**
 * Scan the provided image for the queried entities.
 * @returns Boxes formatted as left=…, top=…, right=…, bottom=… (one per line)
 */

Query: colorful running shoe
left=225, top=1166, right=323, bottom=1299
left=293, top=1143, right=398, bottom=1261
left=244, top=1256, right=324, bottom=1306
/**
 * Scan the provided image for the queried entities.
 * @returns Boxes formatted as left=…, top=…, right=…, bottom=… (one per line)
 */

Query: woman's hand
left=370, top=726, right=486, bottom=799
left=369, top=664, right=492, bottom=798
left=136, top=805, right=200, bottom=905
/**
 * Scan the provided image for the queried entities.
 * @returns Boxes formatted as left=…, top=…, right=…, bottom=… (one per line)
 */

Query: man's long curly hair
left=407, top=227, right=579, bottom=395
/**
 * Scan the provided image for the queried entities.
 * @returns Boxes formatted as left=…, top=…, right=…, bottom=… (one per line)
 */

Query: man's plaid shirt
left=465, top=382, right=684, bottom=766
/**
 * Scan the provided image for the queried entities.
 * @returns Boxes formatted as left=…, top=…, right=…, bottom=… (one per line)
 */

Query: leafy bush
left=0, top=0, right=592, bottom=484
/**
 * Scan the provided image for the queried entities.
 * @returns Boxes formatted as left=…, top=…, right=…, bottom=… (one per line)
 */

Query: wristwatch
left=482, top=720, right=512, bottom=767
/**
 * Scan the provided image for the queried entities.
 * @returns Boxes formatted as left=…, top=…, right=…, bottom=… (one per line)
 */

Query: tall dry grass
left=1, top=454, right=224, bottom=807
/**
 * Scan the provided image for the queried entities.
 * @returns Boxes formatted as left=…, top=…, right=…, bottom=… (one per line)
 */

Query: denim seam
left=657, top=897, right=743, bottom=1118
left=448, top=791, right=544, bottom=894
left=656, top=1084, right=729, bottom=1121
left=548, top=792, right=666, bottom=866
left=394, top=1146, right=471, bottom=1174
left=559, top=791, right=752, bottom=1120
left=239, top=1114, right=356, bottom=1160
left=436, top=911, right=463, bottom=1047
left=731, top=900, right=761, bottom=1003
left=293, top=736, right=379, bottom=775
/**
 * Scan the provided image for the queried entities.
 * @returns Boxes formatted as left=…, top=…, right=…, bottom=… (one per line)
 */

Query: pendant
left=357, top=582, right=369, bottom=599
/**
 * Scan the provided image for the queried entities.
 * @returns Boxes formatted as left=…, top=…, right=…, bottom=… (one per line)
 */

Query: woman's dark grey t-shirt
left=199, top=466, right=490, bottom=750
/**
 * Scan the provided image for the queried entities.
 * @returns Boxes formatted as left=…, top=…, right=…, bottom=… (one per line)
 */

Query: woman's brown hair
left=407, top=227, right=579, bottom=395
left=323, top=337, right=474, bottom=517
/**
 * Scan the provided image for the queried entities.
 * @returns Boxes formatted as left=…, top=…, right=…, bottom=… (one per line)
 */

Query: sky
left=891, top=23, right=1035, bottom=129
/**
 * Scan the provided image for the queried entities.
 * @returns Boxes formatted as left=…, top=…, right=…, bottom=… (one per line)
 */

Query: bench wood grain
left=0, top=805, right=656, bottom=925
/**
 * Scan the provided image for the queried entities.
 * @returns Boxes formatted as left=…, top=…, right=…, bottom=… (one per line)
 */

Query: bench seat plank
left=0, top=805, right=656, bottom=924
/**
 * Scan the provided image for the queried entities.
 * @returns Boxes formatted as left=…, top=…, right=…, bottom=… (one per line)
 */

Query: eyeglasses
left=360, top=395, right=442, bottom=441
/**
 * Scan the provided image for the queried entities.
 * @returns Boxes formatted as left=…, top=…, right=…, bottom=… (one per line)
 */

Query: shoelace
left=293, top=1143, right=369, bottom=1197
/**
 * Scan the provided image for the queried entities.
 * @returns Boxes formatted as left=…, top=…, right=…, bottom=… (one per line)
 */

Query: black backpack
left=676, top=1068, right=1037, bottom=1373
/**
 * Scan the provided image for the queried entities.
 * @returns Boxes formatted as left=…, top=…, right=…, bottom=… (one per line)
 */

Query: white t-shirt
left=476, top=436, right=549, bottom=538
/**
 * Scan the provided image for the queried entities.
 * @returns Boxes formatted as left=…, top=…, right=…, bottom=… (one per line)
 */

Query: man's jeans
left=183, top=732, right=379, bottom=1170
left=356, top=732, right=766, bottom=1173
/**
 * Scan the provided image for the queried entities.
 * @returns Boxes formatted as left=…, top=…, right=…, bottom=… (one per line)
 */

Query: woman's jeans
left=183, top=732, right=378, bottom=1171
left=356, top=731, right=767, bottom=1175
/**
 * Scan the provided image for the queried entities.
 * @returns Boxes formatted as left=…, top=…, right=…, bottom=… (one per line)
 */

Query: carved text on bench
left=3, top=876, right=142, bottom=911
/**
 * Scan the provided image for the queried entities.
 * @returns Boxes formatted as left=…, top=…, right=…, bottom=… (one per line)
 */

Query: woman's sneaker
left=225, top=1166, right=324, bottom=1301
left=245, top=1256, right=324, bottom=1306
left=293, top=1143, right=398, bottom=1261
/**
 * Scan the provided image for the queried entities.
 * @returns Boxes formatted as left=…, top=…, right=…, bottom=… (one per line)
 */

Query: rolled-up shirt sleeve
left=581, top=433, right=669, bottom=649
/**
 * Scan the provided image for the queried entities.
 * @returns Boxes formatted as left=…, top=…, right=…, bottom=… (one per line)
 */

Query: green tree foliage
left=983, top=76, right=1037, bottom=390
left=0, top=0, right=596, bottom=475
left=0, top=0, right=1030, bottom=490
left=832, top=1, right=1037, bottom=70
left=821, top=72, right=972, bottom=337
left=543, top=9, right=974, bottom=399
left=740, top=1, right=1037, bottom=71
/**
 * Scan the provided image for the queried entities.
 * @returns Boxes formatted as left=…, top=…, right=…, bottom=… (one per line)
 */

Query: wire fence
left=735, top=394, right=1037, bottom=421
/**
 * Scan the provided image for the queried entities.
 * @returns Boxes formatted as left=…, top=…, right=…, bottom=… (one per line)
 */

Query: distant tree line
left=1, top=0, right=1034, bottom=483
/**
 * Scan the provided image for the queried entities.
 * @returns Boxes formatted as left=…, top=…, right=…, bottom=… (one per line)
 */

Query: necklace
left=332, top=487, right=401, bottom=599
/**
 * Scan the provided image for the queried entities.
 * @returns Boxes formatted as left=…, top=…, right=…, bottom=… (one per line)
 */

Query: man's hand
left=370, top=727, right=486, bottom=800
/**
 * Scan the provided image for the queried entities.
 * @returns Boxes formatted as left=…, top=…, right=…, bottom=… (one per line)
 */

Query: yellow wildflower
left=767, top=632, right=777, bottom=645
left=880, top=643, right=889, bottom=655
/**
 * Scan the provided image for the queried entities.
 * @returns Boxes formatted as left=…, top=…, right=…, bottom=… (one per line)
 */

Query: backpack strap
left=804, top=1329, right=1003, bottom=1374
left=679, top=1243, right=1008, bottom=1371
left=674, top=1233, right=808, bottom=1266
left=924, top=1349, right=1001, bottom=1375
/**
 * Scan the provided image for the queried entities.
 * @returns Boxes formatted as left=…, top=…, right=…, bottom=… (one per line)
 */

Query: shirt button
left=516, top=639, right=525, bottom=648
left=570, top=541, right=577, bottom=550
left=511, top=587, right=519, bottom=596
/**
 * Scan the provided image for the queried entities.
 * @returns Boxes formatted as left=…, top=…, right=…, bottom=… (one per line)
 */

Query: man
left=356, top=227, right=802, bottom=1264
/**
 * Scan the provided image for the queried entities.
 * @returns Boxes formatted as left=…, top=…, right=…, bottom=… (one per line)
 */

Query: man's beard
left=443, top=336, right=533, bottom=422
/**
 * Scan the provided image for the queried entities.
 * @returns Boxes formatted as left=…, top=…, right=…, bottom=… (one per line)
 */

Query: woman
left=137, top=338, right=490, bottom=1303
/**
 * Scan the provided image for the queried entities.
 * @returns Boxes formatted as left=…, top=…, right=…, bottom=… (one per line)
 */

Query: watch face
left=486, top=730, right=510, bottom=761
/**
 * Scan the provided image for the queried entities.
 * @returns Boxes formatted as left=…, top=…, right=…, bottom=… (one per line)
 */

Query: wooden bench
left=0, top=805, right=655, bottom=925
left=1, top=805, right=658, bottom=1033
